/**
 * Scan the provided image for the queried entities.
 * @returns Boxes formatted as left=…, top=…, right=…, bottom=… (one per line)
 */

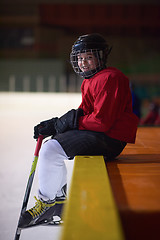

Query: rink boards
left=61, top=127, right=160, bottom=240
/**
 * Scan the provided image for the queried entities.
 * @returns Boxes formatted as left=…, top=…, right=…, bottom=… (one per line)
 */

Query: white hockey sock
left=38, top=139, right=68, bottom=200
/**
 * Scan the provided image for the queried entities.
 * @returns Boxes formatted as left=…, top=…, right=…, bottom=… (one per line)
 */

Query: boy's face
left=77, top=52, right=98, bottom=72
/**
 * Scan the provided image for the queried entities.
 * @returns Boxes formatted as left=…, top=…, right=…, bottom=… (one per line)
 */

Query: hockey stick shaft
left=14, top=135, right=43, bottom=240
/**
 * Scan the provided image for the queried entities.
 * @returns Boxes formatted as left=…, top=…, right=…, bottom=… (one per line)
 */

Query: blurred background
left=0, top=0, right=160, bottom=123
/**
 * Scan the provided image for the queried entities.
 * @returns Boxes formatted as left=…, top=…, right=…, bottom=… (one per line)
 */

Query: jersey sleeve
left=78, top=73, right=130, bottom=133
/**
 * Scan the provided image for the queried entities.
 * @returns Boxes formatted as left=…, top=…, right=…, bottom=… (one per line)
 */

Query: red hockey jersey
left=78, top=67, right=139, bottom=143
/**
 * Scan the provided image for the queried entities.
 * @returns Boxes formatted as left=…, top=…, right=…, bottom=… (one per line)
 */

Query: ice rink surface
left=0, top=92, right=81, bottom=240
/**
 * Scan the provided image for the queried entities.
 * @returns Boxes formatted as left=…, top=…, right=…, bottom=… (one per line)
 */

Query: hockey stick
left=14, top=135, right=43, bottom=240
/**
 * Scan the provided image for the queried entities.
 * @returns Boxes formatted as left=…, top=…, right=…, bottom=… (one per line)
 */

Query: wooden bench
left=60, top=127, right=160, bottom=240
left=106, top=127, right=160, bottom=240
left=60, top=155, right=125, bottom=240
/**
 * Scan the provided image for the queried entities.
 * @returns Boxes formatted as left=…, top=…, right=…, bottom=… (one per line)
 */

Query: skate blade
left=20, top=218, right=63, bottom=229
left=43, top=216, right=63, bottom=226
left=45, top=220, right=63, bottom=226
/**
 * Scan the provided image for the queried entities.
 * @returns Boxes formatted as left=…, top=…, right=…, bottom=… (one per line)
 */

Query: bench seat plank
left=61, top=155, right=124, bottom=240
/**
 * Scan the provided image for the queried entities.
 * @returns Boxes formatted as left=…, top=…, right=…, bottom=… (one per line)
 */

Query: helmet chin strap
left=80, top=65, right=105, bottom=79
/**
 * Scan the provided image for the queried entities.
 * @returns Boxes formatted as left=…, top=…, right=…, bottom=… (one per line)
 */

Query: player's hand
left=34, top=118, right=57, bottom=139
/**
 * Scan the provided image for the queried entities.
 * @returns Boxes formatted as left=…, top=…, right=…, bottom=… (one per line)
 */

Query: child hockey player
left=19, top=33, right=139, bottom=228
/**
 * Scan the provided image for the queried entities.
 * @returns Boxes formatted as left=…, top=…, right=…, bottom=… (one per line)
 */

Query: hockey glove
left=34, top=118, right=57, bottom=139
left=54, top=108, right=84, bottom=133
left=34, top=108, right=83, bottom=139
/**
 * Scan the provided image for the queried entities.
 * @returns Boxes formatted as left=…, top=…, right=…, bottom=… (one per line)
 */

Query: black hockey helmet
left=70, top=33, right=112, bottom=78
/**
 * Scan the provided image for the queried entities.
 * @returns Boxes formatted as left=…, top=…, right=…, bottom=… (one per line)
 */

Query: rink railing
left=7, top=74, right=82, bottom=92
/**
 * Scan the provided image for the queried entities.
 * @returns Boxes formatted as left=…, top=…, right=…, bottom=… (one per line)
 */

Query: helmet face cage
left=70, top=34, right=110, bottom=78
left=70, top=49, right=105, bottom=78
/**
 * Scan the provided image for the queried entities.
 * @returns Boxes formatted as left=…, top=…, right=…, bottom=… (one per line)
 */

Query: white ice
left=0, top=92, right=81, bottom=240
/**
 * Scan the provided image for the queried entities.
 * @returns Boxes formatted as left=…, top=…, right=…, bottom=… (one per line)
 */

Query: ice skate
left=46, top=195, right=66, bottom=225
left=48, top=184, right=67, bottom=225
left=18, top=196, right=56, bottom=228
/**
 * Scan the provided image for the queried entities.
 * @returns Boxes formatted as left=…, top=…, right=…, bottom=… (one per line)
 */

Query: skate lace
left=28, top=196, right=55, bottom=218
